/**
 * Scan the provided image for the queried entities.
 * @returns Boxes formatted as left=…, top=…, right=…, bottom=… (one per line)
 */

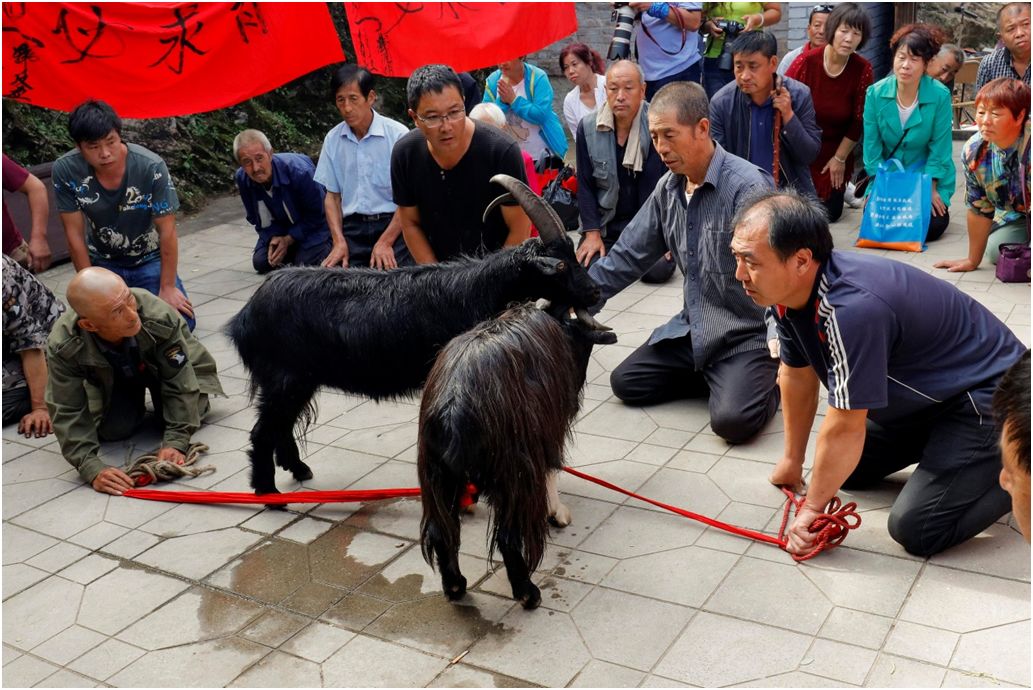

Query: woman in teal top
left=863, top=24, right=956, bottom=241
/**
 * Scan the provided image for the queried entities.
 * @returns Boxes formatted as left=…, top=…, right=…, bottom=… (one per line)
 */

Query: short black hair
left=823, top=3, right=871, bottom=51
left=732, top=188, right=834, bottom=263
left=651, top=81, right=709, bottom=127
left=729, top=30, right=778, bottom=59
left=330, top=64, right=375, bottom=99
left=406, top=64, right=463, bottom=112
left=993, top=350, right=1031, bottom=475
left=68, top=100, right=121, bottom=144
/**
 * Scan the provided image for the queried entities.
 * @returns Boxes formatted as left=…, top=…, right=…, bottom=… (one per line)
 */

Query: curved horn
left=574, top=307, right=612, bottom=332
left=482, top=193, right=514, bottom=224
left=489, top=174, right=566, bottom=243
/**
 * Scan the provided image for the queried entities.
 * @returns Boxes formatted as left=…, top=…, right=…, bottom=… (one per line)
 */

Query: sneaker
left=844, top=181, right=863, bottom=209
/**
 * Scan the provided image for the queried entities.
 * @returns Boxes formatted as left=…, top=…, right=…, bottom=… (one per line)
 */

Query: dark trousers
left=342, top=215, right=412, bottom=268
left=646, top=61, right=703, bottom=101
left=253, top=236, right=332, bottom=274
left=2, top=386, right=31, bottom=426
left=578, top=219, right=676, bottom=283
left=843, top=387, right=1010, bottom=557
left=97, top=374, right=209, bottom=442
left=702, top=57, right=735, bottom=100
left=610, top=334, right=779, bottom=444
left=822, top=188, right=846, bottom=223
left=926, top=209, right=950, bottom=242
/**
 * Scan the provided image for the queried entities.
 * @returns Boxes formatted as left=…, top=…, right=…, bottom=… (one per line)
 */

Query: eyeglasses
left=812, top=4, right=833, bottom=13
left=415, top=108, right=466, bottom=129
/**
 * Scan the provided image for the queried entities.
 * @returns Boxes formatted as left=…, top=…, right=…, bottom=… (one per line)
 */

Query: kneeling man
left=46, top=267, right=224, bottom=495
left=234, top=129, right=333, bottom=273
left=731, top=190, right=1025, bottom=557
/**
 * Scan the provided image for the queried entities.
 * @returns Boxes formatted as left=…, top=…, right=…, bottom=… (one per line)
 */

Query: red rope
left=123, top=469, right=859, bottom=560
left=562, top=467, right=861, bottom=561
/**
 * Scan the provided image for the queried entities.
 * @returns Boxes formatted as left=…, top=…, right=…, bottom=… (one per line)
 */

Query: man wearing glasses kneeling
left=392, top=64, right=531, bottom=263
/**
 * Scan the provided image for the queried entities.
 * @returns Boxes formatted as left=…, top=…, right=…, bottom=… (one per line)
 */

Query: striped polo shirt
left=774, top=251, right=1026, bottom=423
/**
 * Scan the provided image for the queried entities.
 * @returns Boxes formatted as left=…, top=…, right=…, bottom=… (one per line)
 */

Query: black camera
left=607, top=3, right=638, bottom=61
left=711, top=19, right=745, bottom=71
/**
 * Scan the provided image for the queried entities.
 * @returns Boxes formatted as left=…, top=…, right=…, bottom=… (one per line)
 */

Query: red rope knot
left=779, top=488, right=862, bottom=562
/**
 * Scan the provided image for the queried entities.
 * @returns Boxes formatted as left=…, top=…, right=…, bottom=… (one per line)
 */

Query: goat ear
left=532, top=256, right=566, bottom=275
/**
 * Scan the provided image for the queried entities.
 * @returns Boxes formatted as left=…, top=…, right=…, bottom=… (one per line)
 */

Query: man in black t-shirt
left=392, top=64, right=530, bottom=263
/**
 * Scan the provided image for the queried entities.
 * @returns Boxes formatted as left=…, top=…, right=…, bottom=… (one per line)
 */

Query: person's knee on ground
left=925, top=212, right=950, bottom=242
left=640, top=254, right=676, bottom=284
left=709, top=388, right=778, bottom=444
left=2, top=388, right=32, bottom=427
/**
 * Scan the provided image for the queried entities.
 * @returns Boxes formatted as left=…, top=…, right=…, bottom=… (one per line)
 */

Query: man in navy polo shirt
left=730, top=190, right=1026, bottom=557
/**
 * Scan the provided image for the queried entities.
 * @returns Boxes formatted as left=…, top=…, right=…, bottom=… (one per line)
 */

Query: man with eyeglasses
left=777, top=4, right=832, bottom=76
left=392, top=64, right=531, bottom=263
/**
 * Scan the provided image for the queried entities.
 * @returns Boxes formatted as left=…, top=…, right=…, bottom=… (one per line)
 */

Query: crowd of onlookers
left=1, top=2, right=1030, bottom=553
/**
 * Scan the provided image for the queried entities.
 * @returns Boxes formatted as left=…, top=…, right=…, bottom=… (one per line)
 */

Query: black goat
left=226, top=176, right=609, bottom=497
left=418, top=304, right=616, bottom=609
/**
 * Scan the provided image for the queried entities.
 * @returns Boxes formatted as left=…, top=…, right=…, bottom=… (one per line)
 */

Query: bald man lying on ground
left=46, top=267, right=224, bottom=495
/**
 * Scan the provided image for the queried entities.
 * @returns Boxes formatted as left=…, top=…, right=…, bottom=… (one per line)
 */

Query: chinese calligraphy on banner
left=345, top=2, right=577, bottom=77
left=2, top=2, right=345, bottom=117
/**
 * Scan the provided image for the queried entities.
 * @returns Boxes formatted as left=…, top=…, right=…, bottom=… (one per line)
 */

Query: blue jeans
left=646, top=61, right=702, bottom=101
left=93, top=257, right=196, bottom=331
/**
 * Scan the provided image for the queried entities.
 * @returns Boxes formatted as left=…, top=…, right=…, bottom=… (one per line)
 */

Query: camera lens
left=607, top=6, right=637, bottom=61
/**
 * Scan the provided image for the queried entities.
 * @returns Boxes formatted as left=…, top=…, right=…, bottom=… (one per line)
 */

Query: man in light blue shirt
left=630, top=2, right=704, bottom=99
left=315, top=64, right=412, bottom=269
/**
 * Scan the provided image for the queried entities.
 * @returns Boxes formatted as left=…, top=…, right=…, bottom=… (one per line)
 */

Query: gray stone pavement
left=3, top=150, right=1030, bottom=687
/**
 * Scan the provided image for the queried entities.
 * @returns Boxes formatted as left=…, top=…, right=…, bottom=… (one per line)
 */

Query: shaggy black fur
left=417, top=304, right=616, bottom=609
left=226, top=236, right=601, bottom=497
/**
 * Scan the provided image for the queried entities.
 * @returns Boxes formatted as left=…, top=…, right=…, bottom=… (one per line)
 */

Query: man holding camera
left=614, top=3, right=704, bottom=100
left=709, top=31, right=820, bottom=195
left=700, top=2, right=782, bottom=98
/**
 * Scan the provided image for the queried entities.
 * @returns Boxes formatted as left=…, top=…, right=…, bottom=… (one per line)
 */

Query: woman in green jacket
left=863, top=24, right=955, bottom=241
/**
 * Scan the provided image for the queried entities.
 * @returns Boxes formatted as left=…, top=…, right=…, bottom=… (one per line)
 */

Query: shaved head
left=67, top=267, right=142, bottom=342
left=67, top=267, right=127, bottom=319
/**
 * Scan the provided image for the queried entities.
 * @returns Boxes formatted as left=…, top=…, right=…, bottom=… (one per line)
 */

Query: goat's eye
left=555, top=261, right=567, bottom=272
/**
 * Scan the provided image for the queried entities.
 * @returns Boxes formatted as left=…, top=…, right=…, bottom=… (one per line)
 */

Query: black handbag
left=540, top=165, right=580, bottom=232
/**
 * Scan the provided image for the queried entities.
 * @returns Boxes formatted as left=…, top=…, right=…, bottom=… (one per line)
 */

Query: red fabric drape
left=345, top=2, right=577, bottom=77
left=2, top=2, right=345, bottom=117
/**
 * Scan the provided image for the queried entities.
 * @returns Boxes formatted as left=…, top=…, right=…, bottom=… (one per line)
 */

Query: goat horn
left=574, top=307, right=612, bottom=332
left=489, top=174, right=566, bottom=243
left=482, top=193, right=514, bottom=224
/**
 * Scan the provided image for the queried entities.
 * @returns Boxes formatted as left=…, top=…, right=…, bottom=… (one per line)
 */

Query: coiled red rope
left=123, top=468, right=859, bottom=560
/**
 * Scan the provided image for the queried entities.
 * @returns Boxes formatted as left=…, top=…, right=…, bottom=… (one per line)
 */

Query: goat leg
left=498, top=528, right=541, bottom=609
left=275, top=436, right=313, bottom=482
left=546, top=470, right=572, bottom=527
left=426, top=519, right=467, bottom=600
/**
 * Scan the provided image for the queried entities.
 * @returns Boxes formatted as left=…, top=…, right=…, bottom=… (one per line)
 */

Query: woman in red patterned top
left=786, top=3, right=873, bottom=221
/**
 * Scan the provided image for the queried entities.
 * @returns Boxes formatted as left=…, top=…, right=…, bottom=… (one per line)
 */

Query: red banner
left=345, top=2, right=577, bottom=77
left=2, top=2, right=345, bottom=117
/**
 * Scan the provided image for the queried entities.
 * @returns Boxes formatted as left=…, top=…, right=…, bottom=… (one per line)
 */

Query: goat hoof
left=444, top=575, right=467, bottom=601
left=518, top=582, right=542, bottom=610
left=254, top=489, right=285, bottom=511
left=291, top=462, right=313, bottom=482
left=548, top=503, right=572, bottom=528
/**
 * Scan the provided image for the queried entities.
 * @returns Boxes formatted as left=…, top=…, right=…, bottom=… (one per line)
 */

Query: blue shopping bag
left=856, top=159, right=932, bottom=252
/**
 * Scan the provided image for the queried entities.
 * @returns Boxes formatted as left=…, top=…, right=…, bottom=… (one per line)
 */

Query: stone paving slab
left=3, top=144, right=1031, bottom=687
